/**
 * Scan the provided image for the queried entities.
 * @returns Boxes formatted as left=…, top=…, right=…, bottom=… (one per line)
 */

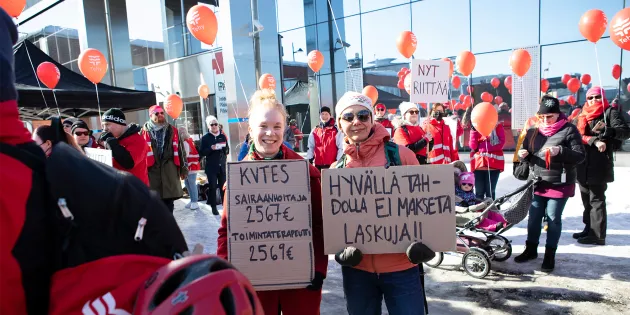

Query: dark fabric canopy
left=284, top=80, right=309, bottom=106
left=14, top=40, right=156, bottom=111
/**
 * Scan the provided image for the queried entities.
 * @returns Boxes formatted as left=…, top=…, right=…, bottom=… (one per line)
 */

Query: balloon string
left=95, top=83, right=102, bottom=124
left=593, top=43, right=607, bottom=125
left=23, top=40, right=51, bottom=113
left=231, top=61, right=249, bottom=141
left=316, top=72, right=322, bottom=111
left=326, top=0, right=357, bottom=92
left=51, top=90, right=60, bottom=116
left=485, top=141, right=493, bottom=199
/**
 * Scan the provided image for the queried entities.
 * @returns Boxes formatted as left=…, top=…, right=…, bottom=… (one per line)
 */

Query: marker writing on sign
left=330, top=195, right=452, bottom=216
left=413, top=63, right=448, bottom=96
left=240, top=164, right=290, bottom=186
left=343, top=221, right=423, bottom=246
left=231, top=228, right=311, bottom=241
left=249, top=243, right=294, bottom=262
left=328, top=171, right=435, bottom=197
left=246, top=204, right=294, bottom=223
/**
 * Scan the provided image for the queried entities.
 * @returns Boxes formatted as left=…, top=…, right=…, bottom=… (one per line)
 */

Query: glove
left=334, top=246, right=363, bottom=267
left=308, top=158, right=314, bottom=165
left=406, top=242, right=435, bottom=264
left=99, top=132, right=114, bottom=143
left=306, top=271, right=325, bottom=291
left=599, top=127, right=616, bottom=140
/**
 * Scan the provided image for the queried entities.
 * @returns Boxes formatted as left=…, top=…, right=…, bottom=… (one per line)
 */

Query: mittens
left=306, top=271, right=325, bottom=291
left=334, top=246, right=363, bottom=267
left=406, top=242, right=435, bottom=264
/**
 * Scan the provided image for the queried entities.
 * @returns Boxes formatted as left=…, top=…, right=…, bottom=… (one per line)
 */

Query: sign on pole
left=226, top=160, right=314, bottom=291
left=85, top=148, right=113, bottom=167
left=321, top=164, right=455, bottom=254
left=409, top=59, right=450, bottom=104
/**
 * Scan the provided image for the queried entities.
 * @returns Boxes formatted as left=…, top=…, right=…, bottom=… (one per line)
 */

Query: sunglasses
left=74, top=131, right=89, bottom=136
left=341, top=109, right=371, bottom=123
left=154, top=111, right=165, bottom=116
left=587, top=95, right=602, bottom=101
left=461, top=183, right=473, bottom=187
left=375, top=107, right=385, bottom=112
left=407, top=110, right=420, bottom=115
left=210, top=123, right=218, bottom=126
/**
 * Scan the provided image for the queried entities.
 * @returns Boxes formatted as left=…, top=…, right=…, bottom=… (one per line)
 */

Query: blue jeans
left=474, top=169, right=500, bottom=199
left=342, top=266, right=425, bottom=315
left=184, top=172, right=198, bottom=203
left=527, top=195, right=568, bottom=248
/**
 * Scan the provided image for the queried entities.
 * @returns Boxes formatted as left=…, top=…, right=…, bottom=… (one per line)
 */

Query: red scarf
left=577, top=102, right=609, bottom=135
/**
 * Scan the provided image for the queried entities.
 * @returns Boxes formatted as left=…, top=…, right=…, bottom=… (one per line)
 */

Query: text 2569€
left=249, top=243, right=294, bottom=261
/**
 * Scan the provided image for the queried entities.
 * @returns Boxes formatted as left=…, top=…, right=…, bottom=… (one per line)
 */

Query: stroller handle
left=495, top=177, right=541, bottom=203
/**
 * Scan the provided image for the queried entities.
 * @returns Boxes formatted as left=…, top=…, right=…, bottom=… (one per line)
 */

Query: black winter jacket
left=200, top=131, right=229, bottom=175
left=521, top=122, right=585, bottom=187
left=574, top=107, right=630, bottom=184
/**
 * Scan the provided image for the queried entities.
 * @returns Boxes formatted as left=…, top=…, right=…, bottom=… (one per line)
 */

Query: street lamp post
left=292, top=42, right=303, bottom=62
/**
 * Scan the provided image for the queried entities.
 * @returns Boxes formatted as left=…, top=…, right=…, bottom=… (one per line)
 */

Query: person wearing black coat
left=572, top=87, right=630, bottom=245
left=199, top=115, right=229, bottom=215
left=514, top=96, right=585, bottom=272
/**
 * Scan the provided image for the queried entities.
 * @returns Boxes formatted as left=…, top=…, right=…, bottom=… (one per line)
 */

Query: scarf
left=538, top=118, right=567, bottom=137
left=248, top=143, right=284, bottom=160
left=578, top=86, right=610, bottom=135
left=455, top=186, right=477, bottom=206
left=147, top=120, right=167, bottom=156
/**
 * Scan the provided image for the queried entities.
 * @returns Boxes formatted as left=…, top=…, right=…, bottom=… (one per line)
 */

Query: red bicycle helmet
left=133, top=255, right=263, bottom=315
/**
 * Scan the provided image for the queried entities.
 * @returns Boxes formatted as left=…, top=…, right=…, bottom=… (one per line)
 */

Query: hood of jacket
left=342, top=123, right=391, bottom=162
left=118, top=123, right=142, bottom=141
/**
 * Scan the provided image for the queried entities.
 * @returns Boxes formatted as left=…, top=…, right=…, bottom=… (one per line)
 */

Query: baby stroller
left=425, top=177, right=541, bottom=279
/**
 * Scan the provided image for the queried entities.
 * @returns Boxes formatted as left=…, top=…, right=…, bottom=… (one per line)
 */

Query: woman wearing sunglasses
left=572, top=87, right=630, bottom=245
left=515, top=95, right=584, bottom=272
left=393, top=102, right=433, bottom=164
left=332, top=92, right=431, bottom=315
left=425, top=103, right=459, bottom=164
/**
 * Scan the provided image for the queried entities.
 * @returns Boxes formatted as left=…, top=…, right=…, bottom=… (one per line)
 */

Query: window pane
left=126, top=0, right=166, bottom=68
left=277, top=0, right=316, bottom=31
left=470, top=51, right=513, bottom=108
left=361, top=4, right=412, bottom=68
left=361, top=0, right=408, bottom=13
left=541, top=40, right=621, bottom=111
left=317, top=74, right=334, bottom=110
left=412, top=0, right=470, bottom=59
left=471, top=0, right=538, bottom=52
left=541, top=0, right=624, bottom=44
left=280, top=27, right=308, bottom=63
left=618, top=50, right=630, bottom=118
left=329, top=0, right=360, bottom=18
left=332, top=16, right=362, bottom=72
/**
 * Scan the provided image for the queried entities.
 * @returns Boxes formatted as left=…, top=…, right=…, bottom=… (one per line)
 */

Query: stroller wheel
left=462, top=249, right=491, bottom=279
left=424, top=252, right=444, bottom=268
left=487, top=236, right=512, bottom=262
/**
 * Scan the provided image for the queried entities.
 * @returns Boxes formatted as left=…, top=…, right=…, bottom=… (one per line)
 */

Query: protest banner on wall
left=227, top=160, right=314, bottom=291
left=322, top=164, right=455, bottom=254
left=410, top=59, right=450, bottom=104
left=85, top=148, right=113, bottom=167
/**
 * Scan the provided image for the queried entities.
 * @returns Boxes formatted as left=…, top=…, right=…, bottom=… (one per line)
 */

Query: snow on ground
left=174, top=162, right=630, bottom=314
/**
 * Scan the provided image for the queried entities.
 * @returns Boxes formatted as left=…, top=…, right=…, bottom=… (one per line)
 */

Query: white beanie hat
left=335, top=92, right=373, bottom=119
left=399, top=102, right=418, bottom=116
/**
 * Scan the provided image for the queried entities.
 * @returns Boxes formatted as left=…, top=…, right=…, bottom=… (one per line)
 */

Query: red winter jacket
left=308, top=118, right=339, bottom=166
left=217, top=145, right=327, bottom=314
left=113, top=124, right=149, bottom=186
left=375, top=117, right=394, bottom=136
left=290, top=125, right=303, bottom=148
left=425, top=118, right=460, bottom=164
left=392, top=121, right=429, bottom=157
left=469, top=124, right=506, bottom=172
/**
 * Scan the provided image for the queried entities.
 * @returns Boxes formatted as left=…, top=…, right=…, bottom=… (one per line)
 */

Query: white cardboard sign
left=410, top=59, right=450, bottom=104
left=322, top=164, right=456, bottom=254
left=226, top=160, right=314, bottom=291
left=85, top=148, right=113, bottom=167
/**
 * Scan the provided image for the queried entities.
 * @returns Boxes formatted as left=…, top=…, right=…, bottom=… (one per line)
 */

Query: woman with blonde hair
left=216, top=90, right=327, bottom=315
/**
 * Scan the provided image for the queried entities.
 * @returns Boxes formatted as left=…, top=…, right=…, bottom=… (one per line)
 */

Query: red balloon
left=442, top=58, right=454, bottom=77
left=397, top=78, right=405, bottom=89
left=396, top=31, right=417, bottom=58
left=259, top=73, right=276, bottom=89
left=36, top=62, right=60, bottom=89
left=559, top=100, right=566, bottom=105
left=458, top=94, right=465, bottom=102
left=307, top=50, right=324, bottom=72
left=362, top=85, right=379, bottom=105
left=397, top=67, right=410, bottom=78
left=627, top=82, right=630, bottom=93
left=610, top=8, right=630, bottom=50
left=404, top=74, right=412, bottom=94
left=567, top=78, right=581, bottom=93
left=494, top=96, right=503, bottom=105
left=580, top=73, right=592, bottom=85
left=165, top=94, right=183, bottom=119
left=612, top=64, right=622, bottom=79
left=509, top=49, right=532, bottom=77
left=451, top=76, right=461, bottom=89
left=481, top=92, right=493, bottom=102
left=78, top=49, right=108, bottom=84
left=579, top=9, right=608, bottom=43
left=471, top=102, right=499, bottom=137
left=561, top=74, right=571, bottom=85
left=490, top=77, right=500, bottom=88
left=0, top=0, right=26, bottom=17
left=186, top=5, right=218, bottom=45
left=504, top=76, right=512, bottom=89
left=467, top=86, right=474, bottom=94
left=567, top=95, right=576, bottom=105
left=456, top=51, right=476, bottom=76
left=463, top=95, right=472, bottom=107
left=541, top=79, right=549, bottom=93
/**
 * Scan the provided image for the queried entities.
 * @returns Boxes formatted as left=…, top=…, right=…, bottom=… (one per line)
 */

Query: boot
left=541, top=246, right=557, bottom=272
left=211, top=206, right=219, bottom=216
left=572, top=226, right=588, bottom=239
left=514, top=241, right=538, bottom=263
left=577, top=236, right=605, bottom=245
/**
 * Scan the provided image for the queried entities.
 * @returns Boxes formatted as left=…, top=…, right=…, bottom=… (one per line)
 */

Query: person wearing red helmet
left=373, top=103, right=394, bottom=136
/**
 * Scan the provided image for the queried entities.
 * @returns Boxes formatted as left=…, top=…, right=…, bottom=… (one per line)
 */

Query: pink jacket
left=469, top=124, right=506, bottom=172
left=332, top=123, right=420, bottom=274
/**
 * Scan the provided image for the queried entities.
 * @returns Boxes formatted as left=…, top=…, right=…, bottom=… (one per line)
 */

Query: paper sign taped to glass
left=85, top=148, right=113, bottom=167
left=226, top=159, right=314, bottom=291
left=321, top=164, right=456, bottom=254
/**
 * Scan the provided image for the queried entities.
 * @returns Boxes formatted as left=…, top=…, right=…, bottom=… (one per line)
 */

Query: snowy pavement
left=174, top=162, right=630, bottom=314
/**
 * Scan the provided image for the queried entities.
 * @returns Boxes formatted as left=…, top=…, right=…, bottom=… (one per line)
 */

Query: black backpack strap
left=384, top=141, right=402, bottom=167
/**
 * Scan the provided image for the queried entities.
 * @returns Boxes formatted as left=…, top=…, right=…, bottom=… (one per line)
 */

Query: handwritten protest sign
left=322, top=164, right=455, bottom=254
left=409, top=59, right=449, bottom=104
left=85, top=148, right=113, bottom=167
left=227, top=160, right=314, bottom=291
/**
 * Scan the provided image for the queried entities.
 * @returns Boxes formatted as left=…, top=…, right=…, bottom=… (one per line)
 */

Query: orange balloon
left=36, top=62, right=60, bottom=89
left=541, top=79, right=549, bottom=92
left=307, top=50, right=325, bottom=72
left=579, top=9, right=608, bottom=43
left=165, top=94, right=183, bottom=119
left=451, top=76, right=461, bottom=89
left=567, top=95, right=576, bottom=106
left=490, top=77, right=500, bottom=89
left=567, top=78, right=581, bottom=93
left=612, top=64, right=622, bottom=79
left=78, top=49, right=108, bottom=84
left=186, top=5, right=218, bottom=45
left=509, top=49, right=531, bottom=77
left=481, top=92, right=493, bottom=103
left=258, top=73, right=276, bottom=90
left=456, top=51, right=476, bottom=76
left=441, top=58, right=453, bottom=77
left=404, top=74, right=412, bottom=94
left=0, top=0, right=26, bottom=18
left=362, top=85, right=378, bottom=105
left=396, top=31, right=417, bottom=58
left=610, top=8, right=630, bottom=50
left=458, top=94, right=465, bottom=103
left=471, top=102, right=498, bottom=137
left=581, top=73, right=591, bottom=85
left=504, top=76, right=513, bottom=89
left=198, top=84, right=209, bottom=98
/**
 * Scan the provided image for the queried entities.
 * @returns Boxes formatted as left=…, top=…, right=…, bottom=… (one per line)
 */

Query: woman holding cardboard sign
left=216, top=90, right=327, bottom=315
left=332, top=91, right=434, bottom=315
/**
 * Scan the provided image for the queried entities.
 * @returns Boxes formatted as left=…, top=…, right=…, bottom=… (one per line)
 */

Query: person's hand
left=595, top=140, right=607, bottom=152
left=518, top=149, right=529, bottom=158
left=309, top=158, right=314, bottom=165
left=547, top=146, right=560, bottom=157
left=306, top=272, right=325, bottom=291
left=99, top=132, right=114, bottom=143
left=182, top=243, right=204, bottom=257
left=180, top=174, right=186, bottom=180
left=211, top=144, right=217, bottom=150
left=424, top=132, right=433, bottom=141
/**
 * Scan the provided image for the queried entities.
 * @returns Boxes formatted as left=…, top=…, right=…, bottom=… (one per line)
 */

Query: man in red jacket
left=307, top=106, right=343, bottom=170
left=100, top=108, right=150, bottom=185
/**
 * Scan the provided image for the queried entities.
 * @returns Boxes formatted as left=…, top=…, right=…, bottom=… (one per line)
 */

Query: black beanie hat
left=320, top=106, right=331, bottom=114
left=102, top=108, right=126, bottom=125
left=0, top=8, right=18, bottom=102
left=538, top=95, right=560, bottom=115
left=71, top=120, right=89, bottom=134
